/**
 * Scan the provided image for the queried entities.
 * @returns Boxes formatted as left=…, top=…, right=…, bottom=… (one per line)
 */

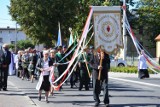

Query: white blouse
left=138, top=54, right=148, bottom=69
left=42, top=60, right=50, bottom=76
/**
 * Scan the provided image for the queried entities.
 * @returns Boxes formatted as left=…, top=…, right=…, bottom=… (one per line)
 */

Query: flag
left=65, top=39, right=78, bottom=61
left=68, top=31, right=73, bottom=47
left=56, top=22, right=62, bottom=46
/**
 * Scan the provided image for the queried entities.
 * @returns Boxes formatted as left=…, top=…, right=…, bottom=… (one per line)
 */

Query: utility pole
left=15, top=23, right=17, bottom=53
left=122, top=0, right=127, bottom=60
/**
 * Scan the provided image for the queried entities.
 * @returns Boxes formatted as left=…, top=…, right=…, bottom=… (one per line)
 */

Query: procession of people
left=0, top=43, right=111, bottom=107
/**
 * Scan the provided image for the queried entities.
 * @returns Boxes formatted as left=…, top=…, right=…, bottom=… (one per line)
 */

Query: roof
left=155, top=34, right=160, bottom=41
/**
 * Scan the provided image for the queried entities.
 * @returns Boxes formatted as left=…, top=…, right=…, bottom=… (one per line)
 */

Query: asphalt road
left=5, top=72, right=160, bottom=107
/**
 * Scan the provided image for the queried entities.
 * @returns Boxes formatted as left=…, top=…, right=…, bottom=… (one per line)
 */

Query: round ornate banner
left=94, top=11, right=123, bottom=54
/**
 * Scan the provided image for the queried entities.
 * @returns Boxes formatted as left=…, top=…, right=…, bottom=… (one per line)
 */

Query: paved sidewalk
left=0, top=78, right=37, bottom=107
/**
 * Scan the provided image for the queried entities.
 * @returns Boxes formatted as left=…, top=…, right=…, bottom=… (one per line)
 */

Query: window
left=11, top=41, right=15, bottom=44
left=0, top=38, right=2, bottom=43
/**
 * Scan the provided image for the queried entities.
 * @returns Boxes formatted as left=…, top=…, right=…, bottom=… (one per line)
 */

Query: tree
left=16, top=40, right=34, bottom=50
left=9, top=0, right=80, bottom=46
left=136, top=0, right=160, bottom=48
left=8, top=40, right=34, bottom=51
left=9, top=0, right=136, bottom=47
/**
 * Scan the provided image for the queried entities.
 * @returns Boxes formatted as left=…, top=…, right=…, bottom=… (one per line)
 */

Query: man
left=78, top=47, right=90, bottom=91
left=0, top=44, right=11, bottom=91
left=88, top=45, right=95, bottom=88
left=62, top=45, right=67, bottom=53
left=55, top=46, right=67, bottom=90
left=90, top=48, right=110, bottom=107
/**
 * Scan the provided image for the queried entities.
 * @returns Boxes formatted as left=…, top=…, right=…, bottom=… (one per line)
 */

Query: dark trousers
left=70, top=71, right=78, bottom=87
left=1, top=67, right=9, bottom=89
left=70, top=73, right=74, bottom=87
left=93, top=78, right=109, bottom=104
left=79, top=79, right=89, bottom=90
left=79, top=73, right=89, bottom=90
left=22, top=68, right=29, bottom=79
left=57, top=70, right=64, bottom=89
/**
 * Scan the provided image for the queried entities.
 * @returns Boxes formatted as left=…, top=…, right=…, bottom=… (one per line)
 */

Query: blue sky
left=0, top=0, right=16, bottom=28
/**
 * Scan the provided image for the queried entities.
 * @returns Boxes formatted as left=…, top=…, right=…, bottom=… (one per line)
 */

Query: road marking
left=109, top=77, right=160, bottom=88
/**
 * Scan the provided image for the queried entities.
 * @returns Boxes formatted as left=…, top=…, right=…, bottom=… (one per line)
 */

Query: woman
left=17, top=51, right=23, bottom=78
left=138, top=50, right=149, bottom=79
left=14, top=50, right=23, bottom=78
left=36, top=50, right=52, bottom=103
left=21, top=49, right=30, bottom=80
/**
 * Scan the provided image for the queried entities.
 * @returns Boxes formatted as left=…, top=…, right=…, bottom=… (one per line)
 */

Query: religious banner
left=92, top=6, right=123, bottom=54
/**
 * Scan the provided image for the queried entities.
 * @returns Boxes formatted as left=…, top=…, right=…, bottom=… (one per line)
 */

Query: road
left=1, top=72, right=160, bottom=107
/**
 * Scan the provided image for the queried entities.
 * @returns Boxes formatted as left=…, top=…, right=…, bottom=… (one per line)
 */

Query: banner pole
left=98, top=46, right=103, bottom=80
left=82, top=53, right=91, bottom=77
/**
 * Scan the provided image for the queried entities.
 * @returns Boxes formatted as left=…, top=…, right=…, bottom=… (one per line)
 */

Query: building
left=0, top=27, right=27, bottom=46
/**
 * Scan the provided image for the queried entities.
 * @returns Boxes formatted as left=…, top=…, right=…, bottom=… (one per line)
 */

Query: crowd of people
left=0, top=43, right=111, bottom=107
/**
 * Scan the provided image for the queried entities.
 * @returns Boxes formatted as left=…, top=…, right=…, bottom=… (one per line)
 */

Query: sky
left=0, top=0, right=16, bottom=28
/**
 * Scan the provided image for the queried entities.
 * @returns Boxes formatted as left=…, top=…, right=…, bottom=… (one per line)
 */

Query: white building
left=0, top=27, right=27, bottom=46
left=0, top=27, right=44, bottom=51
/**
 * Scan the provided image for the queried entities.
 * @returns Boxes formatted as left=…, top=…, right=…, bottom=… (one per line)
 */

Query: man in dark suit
left=55, top=46, right=67, bottom=90
left=90, top=48, right=110, bottom=107
left=0, top=44, right=11, bottom=91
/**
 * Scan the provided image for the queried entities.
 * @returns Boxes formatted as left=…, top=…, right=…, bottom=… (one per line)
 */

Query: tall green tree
left=9, top=0, right=135, bottom=47
left=136, top=0, right=160, bottom=48
left=9, top=0, right=79, bottom=46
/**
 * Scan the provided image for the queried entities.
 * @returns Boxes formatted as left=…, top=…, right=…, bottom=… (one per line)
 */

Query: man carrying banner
left=90, top=47, right=110, bottom=107
left=91, top=6, right=123, bottom=106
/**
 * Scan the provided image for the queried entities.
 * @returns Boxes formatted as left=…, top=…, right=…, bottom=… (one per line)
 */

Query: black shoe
left=38, top=96, right=41, bottom=101
left=85, top=88, right=89, bottom=91
left=3, top=88, right=8, bottom=91
left=105, top=104, right=109, bottom=107
left=94, top=102, right=100, bottom=107
left=46, top=100, right=49, bottom=103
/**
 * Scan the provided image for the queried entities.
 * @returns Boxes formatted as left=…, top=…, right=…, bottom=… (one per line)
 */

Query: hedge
left=110, top=66, right=155, bottom=74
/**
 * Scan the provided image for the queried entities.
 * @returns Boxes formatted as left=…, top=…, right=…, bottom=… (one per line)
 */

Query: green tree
left=16, top=40, right=34, bottom=50
left=9, top=0, right=80, bottom=46
left=9, top=0, right=136, bottom=47
left=136, top=0, right=160, bottom=48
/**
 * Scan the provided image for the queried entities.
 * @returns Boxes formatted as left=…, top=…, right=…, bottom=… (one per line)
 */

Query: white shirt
left=138, top=54, right=148, bottom=69
left=14, top=54, right=18, bottom=69
left=42, top=60, right=50, bottom=76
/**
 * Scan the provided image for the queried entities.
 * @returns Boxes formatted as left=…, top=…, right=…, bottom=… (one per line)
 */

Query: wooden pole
left=98, top=47, right=103, bottom=80
left=82, top=52, right=91, bottom=77
left=98, top=55, right=102, bottom=80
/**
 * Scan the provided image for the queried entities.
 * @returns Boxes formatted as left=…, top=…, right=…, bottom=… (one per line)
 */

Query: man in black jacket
left=0, top=44, right=11, bottom=91
left=90, top=48, right=110, bottom=107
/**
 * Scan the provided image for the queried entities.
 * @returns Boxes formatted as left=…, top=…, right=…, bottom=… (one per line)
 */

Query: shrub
left=110, top=66, right=155, bottom=74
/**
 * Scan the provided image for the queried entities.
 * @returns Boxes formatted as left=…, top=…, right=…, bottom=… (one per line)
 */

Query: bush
left=110, top=66, right=155, bottom=74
